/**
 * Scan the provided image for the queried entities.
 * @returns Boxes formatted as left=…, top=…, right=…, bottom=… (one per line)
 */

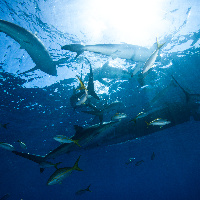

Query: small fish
left=0, top=142, right=15, bottom=151
left=143, top=38, right=165, bottom=74
left=54, top=135, right=81, bottom=147
left=47, top=155, right=83, bottom=185
left=76, top=184, right=92, bottom=195
left=151, top=152, right=155, bottom=160
left=129, top=112, right=147, bottom=123
left=135, top=160, right=144, bottom=166
left=0, top=123, right=9, bottom=129
left=17, top=140, right=27, bottom=149
left=146, top=118, right=171, bottom=128
left=112, top=113, right=127, bottom=120
left=125, top=158, right=135, bottom=165
left=76, top=89, right=88, bottom=106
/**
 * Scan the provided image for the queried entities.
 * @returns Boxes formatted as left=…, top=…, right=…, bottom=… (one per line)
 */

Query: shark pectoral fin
left=54, top=57, right=70, bottom=65
left=18, top=66, right=39, bottom=75
left=74, top=125, right=84, bottom=136
left=111, top=50, right=121, bottom=59
left=132, top=62, right=143, bottom=76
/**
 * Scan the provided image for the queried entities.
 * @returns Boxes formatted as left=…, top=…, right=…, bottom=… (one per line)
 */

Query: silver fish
left=143, top=38, right=165, bottom=74
left=0, top=142, right=15, bottom=151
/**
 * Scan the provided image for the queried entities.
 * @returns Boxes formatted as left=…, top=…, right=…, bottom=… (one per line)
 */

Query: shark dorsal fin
left=74, top=125, right=84, bottom=134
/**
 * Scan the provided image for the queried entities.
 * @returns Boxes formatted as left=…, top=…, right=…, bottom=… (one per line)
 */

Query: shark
left=0, top=19, right=57, bottom=76
left=4, top=79, right=200, bottom=168
left=44, top=121, right=119, bottom=160
left=61, top=43, right=157, bottom=62
left=5, top=95, right=200, bottom=169
left=84, top=61, right=133, bottom=85
left=70, top=63, right=99, bottom=109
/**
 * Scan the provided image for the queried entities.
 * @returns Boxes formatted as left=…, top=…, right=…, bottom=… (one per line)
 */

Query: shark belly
left=84, top=44, right=150, bottom=61
left=0, top=19, right=57, bottom=76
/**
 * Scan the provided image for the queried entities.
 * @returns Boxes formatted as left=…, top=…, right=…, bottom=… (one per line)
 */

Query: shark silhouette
left=0, top=19, right=58, bottom=76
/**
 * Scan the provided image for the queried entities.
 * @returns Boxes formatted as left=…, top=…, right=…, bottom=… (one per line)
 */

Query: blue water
left=0, top=0, right=200, bottom=199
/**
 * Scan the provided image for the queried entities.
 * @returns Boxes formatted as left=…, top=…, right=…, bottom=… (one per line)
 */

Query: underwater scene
left=0, top=0, right=200, bottom=199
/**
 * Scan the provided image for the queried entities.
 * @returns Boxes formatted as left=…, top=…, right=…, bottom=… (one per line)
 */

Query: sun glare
left=83, top=0, right=165, bottom=45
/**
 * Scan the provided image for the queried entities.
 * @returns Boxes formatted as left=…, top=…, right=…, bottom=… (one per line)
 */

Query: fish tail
left=156, top=37, right=165, bottom=49
left=54, top=162, right=62, bottom=169
left=73, top=155, right=83, bottom=171
left=76, top=75, right=87, bottom=90
left=61, top=44, right=84, bottom=58
left=145, top=121, right=149, bottom=127
left=74, top=140, right=81, bottom=147
left=87, top=184, right=92, bottom=192
left=2, top=123, right=9, bottom=129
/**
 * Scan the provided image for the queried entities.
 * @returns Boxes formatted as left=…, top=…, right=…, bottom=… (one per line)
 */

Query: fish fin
left=129, top=118, right=136, bottom=123
left=12, top=151, right=45, bottom=164
left=76, top=75, right=86, bottom=90
left=40, top=168, right=45, bottom=173
left=2, top=123, right=9, bottom=129
left=171, top=75, right=191, bottom=103
left=18, top=66, right=39, bottom=75
left=73, top=155, right=83, bottom=171
left=131, top=62, right=143, bottom=76
left=87, top=62, right=100, bottom=100
left=111, top=50, right=121, bottom=59
left=87, top=184, right=92, bottom=192
left=61, top=44, right=84, bottom=58
left=156, top=38, right=165, bottom=49
left=73, top=140, right=81, bottom=147
left=54, top=57, right=70, bottom=65
left=54, top=162, right=62, bottom=169
left=74, top=125, right=84, bottom=134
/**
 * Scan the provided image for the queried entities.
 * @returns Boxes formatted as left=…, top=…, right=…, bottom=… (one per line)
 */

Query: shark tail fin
left=156, top=38, right=165, bottom=50
left=73, top=155, right=83, bottom=171
left=18, top=66, right=38, bottom=76
left=61, top=44, right=84, bottom=58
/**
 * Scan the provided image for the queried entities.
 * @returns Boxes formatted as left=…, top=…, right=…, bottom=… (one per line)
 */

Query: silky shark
left=10, top=100, right=200, bottom=166
left=5, top=96, right=200, bottom=166
left=0, top=19, right=57, bottom=76
left=61, top=43, right=157, bottom=62
left=5, top=79, right=200, bottom=168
